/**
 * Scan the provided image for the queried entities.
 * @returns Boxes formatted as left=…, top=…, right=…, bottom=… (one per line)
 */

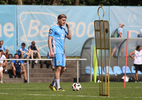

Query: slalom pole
left=124, top=31, right=129, bottom=88
left=94, top=46, right=98, bottom=83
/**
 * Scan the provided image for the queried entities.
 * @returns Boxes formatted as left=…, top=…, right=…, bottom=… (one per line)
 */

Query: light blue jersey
left=118, top=27, right=123, bottom=37
left=49, top=25, right=67, bottom=54
left=0, top=45, right=7, bottom=52
left=18, top=47, right=28, bottom=56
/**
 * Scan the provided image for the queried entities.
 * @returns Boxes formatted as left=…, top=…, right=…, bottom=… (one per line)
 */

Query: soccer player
left=0, top=62, right=3, bottom=83
left=0, top=49, right=8, bottom=73
left=48, top=14, right=71, bottom=91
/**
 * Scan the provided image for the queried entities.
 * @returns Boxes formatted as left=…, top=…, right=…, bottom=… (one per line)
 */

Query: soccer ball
left=72, top=83, right=82, bottom=91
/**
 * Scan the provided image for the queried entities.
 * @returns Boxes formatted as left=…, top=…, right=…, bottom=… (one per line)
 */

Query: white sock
left=56, top=79, right=60, bottom=89
left=51, top=79, right=56, bottom=86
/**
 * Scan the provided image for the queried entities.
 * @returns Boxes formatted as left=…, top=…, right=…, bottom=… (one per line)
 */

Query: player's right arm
left=11, top=61, right=16, bottom=71
left=48, top=28, right=54, bottom=58
left=129, top=50, right=135, bottom=60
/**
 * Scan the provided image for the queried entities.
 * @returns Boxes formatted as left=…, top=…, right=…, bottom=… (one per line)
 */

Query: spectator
left=0, top=49, right=8, bottom=73
left=111, top=23, right=125, bottom=57
left=18, top=43, right=29, bottom=59
left=0, top=63, right=3, bottom=83
left=28, top=41, right=42, bottom=68
left=0, top=40, right=9, bottom=58
left=129, top=45, right=142, bottom=82
left=138, top=29, right=142, bottom=37
left=11, top=53, right=28, bottom=83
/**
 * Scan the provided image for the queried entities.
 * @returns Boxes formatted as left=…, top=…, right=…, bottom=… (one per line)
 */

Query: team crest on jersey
left=49, top=29, right=53, bottom=34
left=58, top=61, right=60, bottom=64
left=63, top=30, right=65, bottom=33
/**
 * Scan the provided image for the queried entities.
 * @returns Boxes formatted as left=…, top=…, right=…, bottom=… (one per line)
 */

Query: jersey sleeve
left=28, top=46, right=31, bottom=49
left=20, top=60, right=23, bottom=64
left=49, top=27, right=55, bottom=37
left=11, top=60, right=15, bottom=64
left=118, top=28, right=122, bottom=33
left=3, top=46, right=7, bottom=50
left=24, top=48, right=28, bottom=52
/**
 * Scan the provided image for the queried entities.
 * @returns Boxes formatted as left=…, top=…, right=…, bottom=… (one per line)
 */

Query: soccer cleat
left=56, top=88, right=65, bottom=91
left=24, top=80, right=28, bottom=83
left=49, top=84, right=56, bottom=91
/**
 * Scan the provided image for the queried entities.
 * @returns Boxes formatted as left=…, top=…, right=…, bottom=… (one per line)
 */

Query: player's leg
left=121, top=48, right=124, bottom=57
left=49, top=56, right=57, bottom=91
left=11, top=66, right=16, bottom=78
left=60, top=54, right=66, bottom=76
left=135, top=70, right=138, bottom=82
left=3, top=61, right=8, bottom=73
left=37, top=50, right=41, bottom=59
left=111, top=46, right=117, bottom=57
left=56, top=54, right=65, bottom=91
left=0, top=67, right=3, bottom=83
left=28, top=50, right=32, bottom=59
left=20, top=69, right=27, bottom=83
left=21, top=52, right=23, bottom=59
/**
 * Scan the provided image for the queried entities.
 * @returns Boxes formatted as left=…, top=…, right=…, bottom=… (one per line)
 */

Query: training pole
left=94, top=46, right=98, bottom=83
left=124, top=31, right=129, bottom=88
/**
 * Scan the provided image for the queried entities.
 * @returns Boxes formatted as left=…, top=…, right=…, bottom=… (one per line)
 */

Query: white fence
left=5, top=58, right=87, bottom=83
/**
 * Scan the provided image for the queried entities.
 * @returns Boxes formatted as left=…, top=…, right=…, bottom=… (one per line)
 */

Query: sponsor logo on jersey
left=49, top=29, right=53, bottom=34
left=58, top=61, right=60, bottom=64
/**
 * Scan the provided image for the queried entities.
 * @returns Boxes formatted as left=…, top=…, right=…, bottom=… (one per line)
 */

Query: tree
left=18, top=0, right=22, bottom=5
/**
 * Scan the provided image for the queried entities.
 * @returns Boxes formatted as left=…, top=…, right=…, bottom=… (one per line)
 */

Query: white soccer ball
left=72, top=83, right=82, bottom=91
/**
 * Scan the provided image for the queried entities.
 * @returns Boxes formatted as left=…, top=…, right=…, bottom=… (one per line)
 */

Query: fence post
left=27, top=60, right=29, bottom=83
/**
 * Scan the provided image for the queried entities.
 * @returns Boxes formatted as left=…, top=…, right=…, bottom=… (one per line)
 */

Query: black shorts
left=133, top=64, right=142, bottom=71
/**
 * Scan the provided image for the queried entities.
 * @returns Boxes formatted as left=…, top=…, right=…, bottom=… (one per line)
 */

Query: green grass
left=0, top=82, right=142, bottom=100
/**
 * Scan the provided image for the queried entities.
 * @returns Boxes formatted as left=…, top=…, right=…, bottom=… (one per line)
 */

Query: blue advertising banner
left=0, top=5, right=16, bottom=55
left=17, top=6, right=110, bottom=56
left=110, top=6, right=142, bottom=38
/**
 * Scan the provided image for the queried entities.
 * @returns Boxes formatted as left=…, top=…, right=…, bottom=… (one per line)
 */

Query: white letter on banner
left=68, top=22, right=75, bottom=36
left=129, top=30, right=139, bottom=49
left=129, top=30, right=139, bottom=37
left=76, top=22, right=86, bottom=37
left=3, top=23, right=14, bottom=37
left=27, top=20, right=40, bottom=37
left=128, top=15, right=137, bottom=23
left=40, top=25, right=49, bottom=37
left=0, top=24, right=2, bottom=37
left=87, top=22, right=94, bottom=37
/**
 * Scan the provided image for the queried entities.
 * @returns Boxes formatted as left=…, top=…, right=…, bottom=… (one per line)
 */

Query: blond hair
left=58, top=14, right=67, bottom=19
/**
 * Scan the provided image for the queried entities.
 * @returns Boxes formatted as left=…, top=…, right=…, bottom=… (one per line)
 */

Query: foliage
left=0, top=0, right=142, bottom=6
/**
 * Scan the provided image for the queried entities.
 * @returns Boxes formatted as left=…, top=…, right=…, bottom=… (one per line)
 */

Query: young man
left=0, top=63, right=3, bottom=83
left=0, top=40, right=9, bottom=58
left=11, top=54, right=28, bottom=83
left=0, top=49, right=8, bottom=73
left=18, top=42, right=29, bottom=59
left=111, top=23, right=125, bottom=57
left=28, top=41, right=42, bottom=68
left=48, top=14, right=71, bottom=91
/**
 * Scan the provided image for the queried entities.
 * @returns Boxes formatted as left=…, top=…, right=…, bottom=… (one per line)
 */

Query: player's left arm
left=35, top=44, right=39, bottom=52
left=65, top=22, right=72, bottom=40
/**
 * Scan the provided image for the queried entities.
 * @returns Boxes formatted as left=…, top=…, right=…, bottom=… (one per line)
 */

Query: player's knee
left=57, top=66, right=62, bottom=71
left=23, top=70, right=26, bottom=73
left=62, top=67, right=66, bottom=72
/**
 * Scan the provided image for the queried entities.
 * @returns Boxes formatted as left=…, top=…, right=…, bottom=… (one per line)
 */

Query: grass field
left=0, top=82, right=142, bottom=100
